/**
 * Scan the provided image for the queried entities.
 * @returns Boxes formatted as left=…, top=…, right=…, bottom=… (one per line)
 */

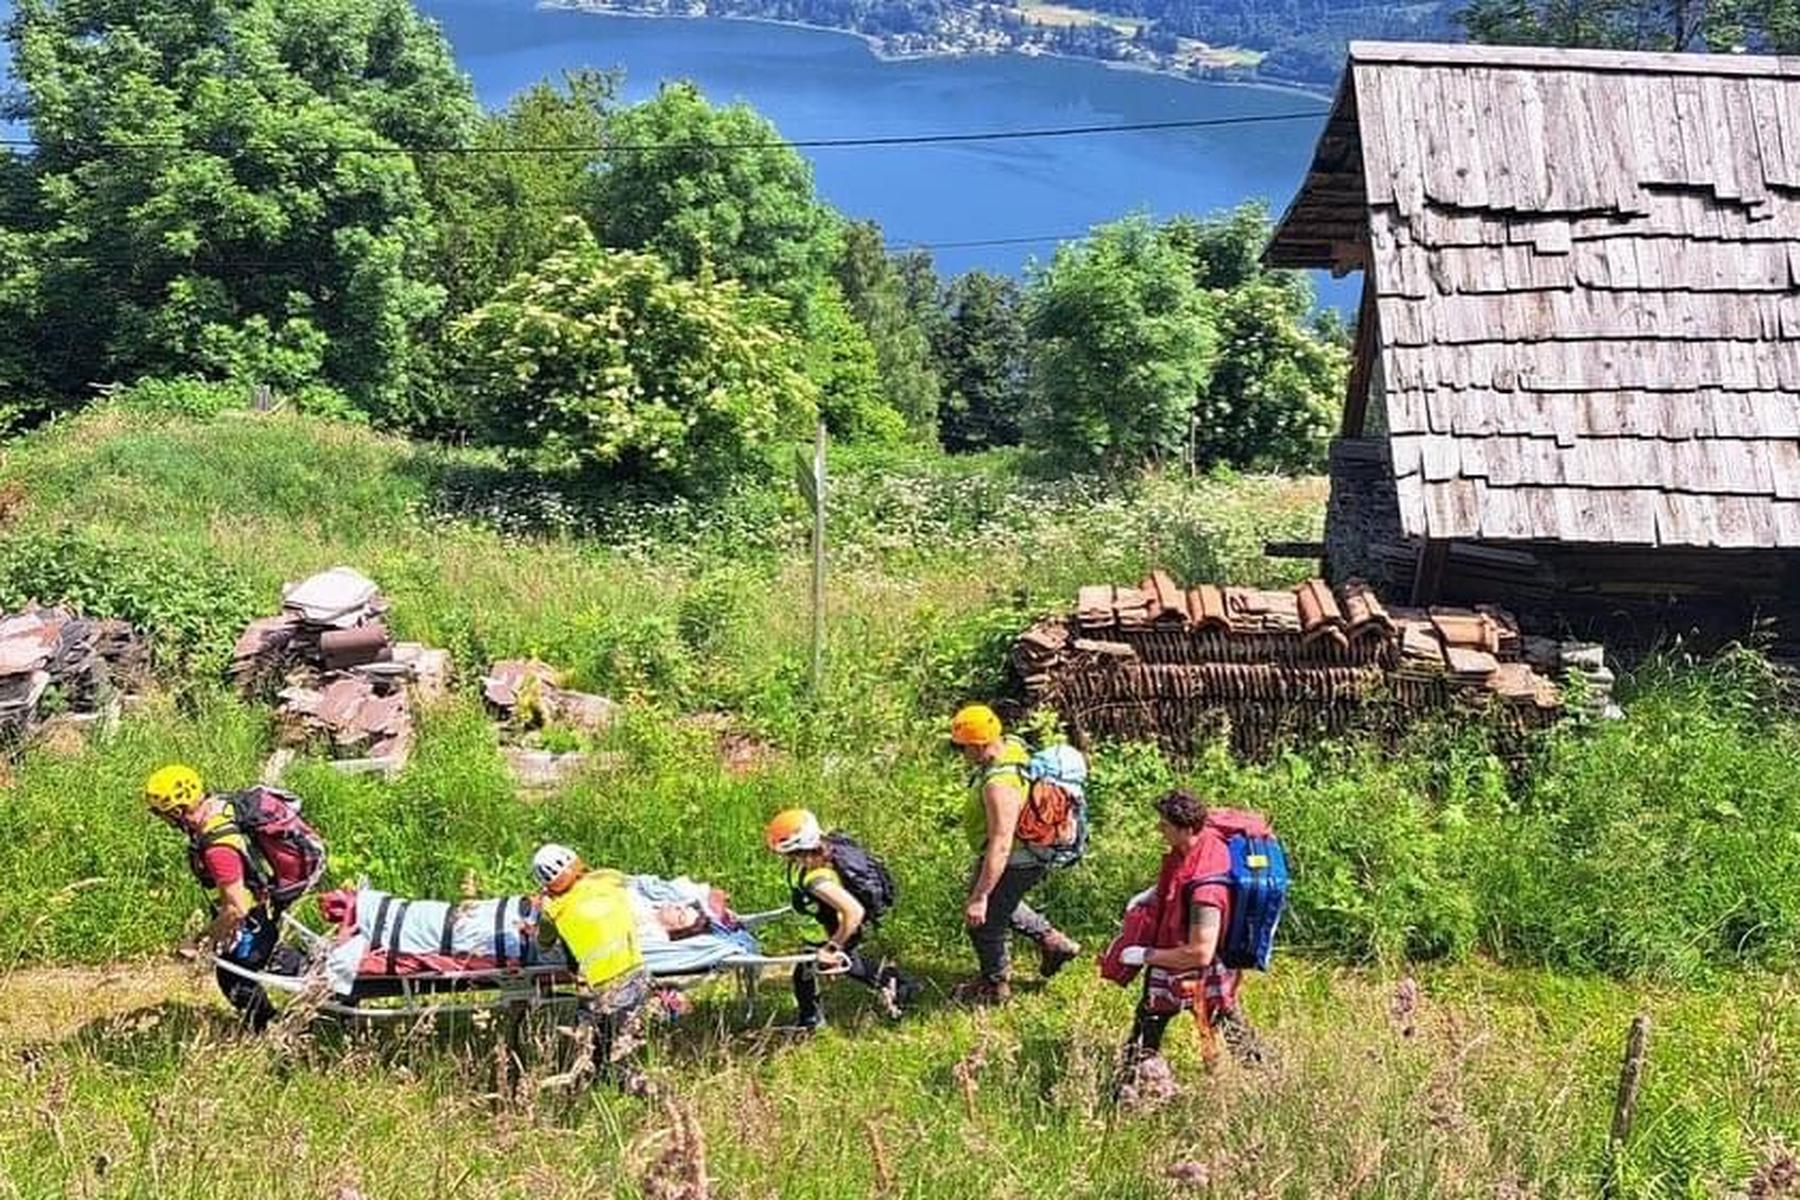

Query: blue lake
left=1, top=0, right=1343, bottom=299
left=419, top=1, right=1336, bottom=291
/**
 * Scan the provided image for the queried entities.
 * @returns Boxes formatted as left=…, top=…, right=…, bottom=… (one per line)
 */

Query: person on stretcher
left=315, top=873, right=756, bottom=996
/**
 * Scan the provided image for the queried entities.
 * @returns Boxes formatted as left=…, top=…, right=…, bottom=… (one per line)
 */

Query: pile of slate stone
left=0, top=606, right=148, bottom=746
left=228, top=568, right=449, bottom=772
left=482, top=659, right=619, bottom=788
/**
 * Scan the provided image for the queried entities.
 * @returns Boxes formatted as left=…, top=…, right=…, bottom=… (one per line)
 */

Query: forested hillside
left=556, top=0, right=1800, bottom=90
left=553, top=0, right=1456, bottom=88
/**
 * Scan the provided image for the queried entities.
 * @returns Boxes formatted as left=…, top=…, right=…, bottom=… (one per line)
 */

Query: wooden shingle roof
left=1268, top=42, right=1800, bottom=548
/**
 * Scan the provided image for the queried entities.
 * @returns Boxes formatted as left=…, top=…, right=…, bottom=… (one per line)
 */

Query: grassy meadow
left=0, top=407, right=1797, bottom=1198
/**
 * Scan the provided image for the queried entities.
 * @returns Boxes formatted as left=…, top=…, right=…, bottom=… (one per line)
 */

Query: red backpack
left=1099, top=902, right=1158, bottom=985
left=189, top=786, right=328, bottom=907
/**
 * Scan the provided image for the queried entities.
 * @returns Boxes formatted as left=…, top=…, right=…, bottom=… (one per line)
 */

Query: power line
left=0, top=109, right=1324, bottom=156
left=0, top=213, right=1165, bottom=258
left=890, top=231, right=1088, bottom=251
left=4, top=226, right=1092, bottom=270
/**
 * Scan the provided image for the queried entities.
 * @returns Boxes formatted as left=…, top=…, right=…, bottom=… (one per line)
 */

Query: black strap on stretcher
left=493, top=898, right=509, bottom=970
left=385, top=901, right=411, bottom=974
left=369, top=896, right=393, bottom=949
left=365, top=894, right=539, bottom=975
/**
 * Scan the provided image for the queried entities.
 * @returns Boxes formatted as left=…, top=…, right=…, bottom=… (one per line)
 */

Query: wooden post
left=792, top=422, right=828, bottom=696
left=1600, top=1014, right=1652, bottom=1200
left=1339, top=273, right=1379, bottom=439
left=810, top=420, right=827, bottom=695
left=1411, top=539, right=1450, bottom=605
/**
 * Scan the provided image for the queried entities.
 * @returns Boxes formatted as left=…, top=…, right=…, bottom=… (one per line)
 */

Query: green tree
left=834, top=220, right=941, bottom=435
left=1, top=0, right=477, bottom=423
left=937, top=270, right=1028, bottom=453
left=893, top=248, right=948, bottom=342
left=1741, top=0, right=1800, bottom=48
left=0, top=151, right=46, bottom=407
left=423, top=70, right=618, bottom=319
left=1457, top=0, right=1651, bottom=46
left=1195, top=278, right=1344, bottom=472
left=798, top=280, right=903, bottom=443
left=1456, top=0, right=1799, bottom=49
left=592, top=82, right=840, bottom=302
left=1164, top=205, right=1345, bottom=471
left=452, top=220, right=816, bottom=488
left=1023, top=216, right=1217, bottom=469
left=1162, top=202, right=1275, bottom=291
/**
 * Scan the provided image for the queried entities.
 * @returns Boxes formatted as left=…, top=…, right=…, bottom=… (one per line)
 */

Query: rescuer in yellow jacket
left=531, top=843, right=650, bottom=1087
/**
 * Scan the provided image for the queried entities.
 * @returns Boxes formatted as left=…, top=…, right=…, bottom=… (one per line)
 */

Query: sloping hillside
left=0, top=408, right=1795, bottom=1197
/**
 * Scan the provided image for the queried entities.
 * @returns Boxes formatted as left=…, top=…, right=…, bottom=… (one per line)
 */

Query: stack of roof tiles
left=229, top=567, right=449, bottom=771
left=277, top=675, right=413, bottom=763
left=229, top=567, right=392, bottom=694
left=0, top=606, right=147, bottom=745
left=1014, top=571, right=1564, bottom=757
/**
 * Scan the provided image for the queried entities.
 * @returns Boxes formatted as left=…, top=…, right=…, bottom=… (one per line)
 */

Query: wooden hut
left=1266, top=42, right=1800, bottom=650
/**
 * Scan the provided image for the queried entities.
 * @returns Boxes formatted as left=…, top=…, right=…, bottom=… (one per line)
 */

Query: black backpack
left=821, top=831, right=896, bottom=925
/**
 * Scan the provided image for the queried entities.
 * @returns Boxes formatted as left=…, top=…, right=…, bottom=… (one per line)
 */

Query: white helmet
left=531, top=843, right=581, bottom=889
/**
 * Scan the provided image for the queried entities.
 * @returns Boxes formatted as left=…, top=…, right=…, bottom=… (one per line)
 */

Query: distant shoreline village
left=536, top=0, right=1340, bottom=98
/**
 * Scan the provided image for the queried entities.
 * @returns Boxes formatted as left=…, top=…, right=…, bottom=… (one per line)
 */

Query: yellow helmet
left=144, top=764, right=204, bottom=816
left=765, top=808, right=822, bottom=855
left=950, top=703, right=1002, bottom=748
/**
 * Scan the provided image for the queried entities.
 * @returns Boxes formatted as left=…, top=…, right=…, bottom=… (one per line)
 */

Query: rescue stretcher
left=214, top=908, right=820, bottom=1022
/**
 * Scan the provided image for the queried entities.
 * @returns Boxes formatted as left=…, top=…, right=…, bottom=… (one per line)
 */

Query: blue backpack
left=1018, top=744, right=1090, bottom=869
left=1199, top=814, right=1289, bottom=972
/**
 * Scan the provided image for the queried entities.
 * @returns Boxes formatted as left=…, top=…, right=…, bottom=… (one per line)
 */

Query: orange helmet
left=765, top=808, right=822, bottom=855
left=950, top=703, right=1002, bottom=747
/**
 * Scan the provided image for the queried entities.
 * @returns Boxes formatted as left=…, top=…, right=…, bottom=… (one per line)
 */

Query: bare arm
left=808, top=878, right=866, bottom=947
left=1146, top=904, right=1221, bottom=973
left=968, top=782, right=1024, bottom=905
left=204, top=880, right=257, bottom=954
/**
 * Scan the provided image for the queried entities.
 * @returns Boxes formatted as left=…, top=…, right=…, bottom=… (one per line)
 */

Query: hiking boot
left=774, top=1013, right=828, bottom=1036
left=1214, top=1008, right=1270, bottom=1068
left=953, top=977, right=1011, bottom=1006
left=876, top=971, right=923, bottom=1019
left=608, top=1065, right=653, bottom=1097
left=1035, top=931, right=1082, bottom=979
left=1111, top=1053, right=1178, bottom=1111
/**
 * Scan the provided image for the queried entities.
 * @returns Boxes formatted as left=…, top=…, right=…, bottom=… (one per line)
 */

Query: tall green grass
left=0, top=409, right=1796, bottom=983
left=0, top=958, right=1793, bottom=1199
left=2, top=409, right=1799, bottom=1198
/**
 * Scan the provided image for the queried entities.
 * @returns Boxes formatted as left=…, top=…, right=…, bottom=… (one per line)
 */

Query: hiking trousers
left=215, top=905, right=283, bottom=1032
left=967, top=858, right=1057, bottom=983
left=792, top=938, right=915, bottom=1024
left=577, top=969, right=651, bottom=1083
left=1127, top=997, right=1265, bottom=1065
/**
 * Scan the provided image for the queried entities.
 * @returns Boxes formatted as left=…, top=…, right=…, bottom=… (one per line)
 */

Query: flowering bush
left=452, top=220, right=816, bottom=490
